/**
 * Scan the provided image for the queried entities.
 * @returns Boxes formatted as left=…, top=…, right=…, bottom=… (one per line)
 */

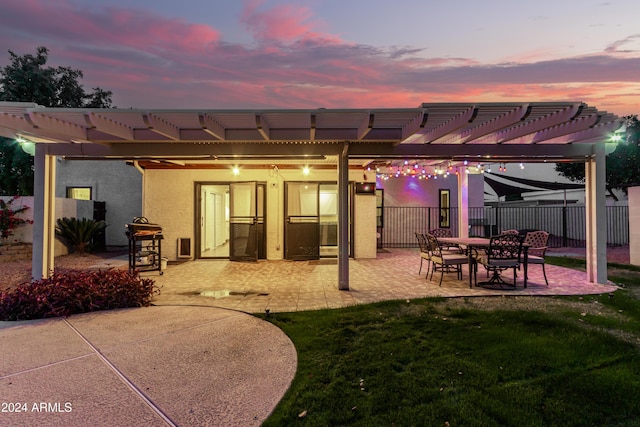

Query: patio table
left=438, top=237, right=529, bottom=288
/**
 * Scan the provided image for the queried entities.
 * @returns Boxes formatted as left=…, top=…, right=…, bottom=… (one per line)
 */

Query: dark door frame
left=194, top=181, right=266, bottom=260
left=284, top=180, right=354, bottom=260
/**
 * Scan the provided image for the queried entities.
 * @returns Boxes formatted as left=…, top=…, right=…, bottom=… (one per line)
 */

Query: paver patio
left=146, top=249, right=619, bottom=313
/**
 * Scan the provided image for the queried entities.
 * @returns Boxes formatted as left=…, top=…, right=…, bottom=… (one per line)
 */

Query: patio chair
left=524, top=230, right=550, bottom=286
left=476, top=233, right=524, bottom=288
left=501, top=229, right=520, bottom=235
left=429, top=228, right=462, bottom=253
left=415, top=232, right=432, bottom=277
left=426, top=233, right=468, bottom=286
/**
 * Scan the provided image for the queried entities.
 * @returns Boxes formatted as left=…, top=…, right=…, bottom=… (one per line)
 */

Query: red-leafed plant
left=0, top=195, right=33, bottom=241
left=0, top=269, right=160, bottom=321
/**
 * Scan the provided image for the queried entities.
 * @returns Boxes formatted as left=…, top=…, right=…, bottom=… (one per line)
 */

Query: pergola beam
left=42, top=140, right=598, bottom=161
left=46, top=141, right=347, bottom=157
left=348, top=142, right=596, bottom=160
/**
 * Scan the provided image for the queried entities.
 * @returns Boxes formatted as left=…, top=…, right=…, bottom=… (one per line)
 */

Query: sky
left=0, top=0, right=638, bottom=116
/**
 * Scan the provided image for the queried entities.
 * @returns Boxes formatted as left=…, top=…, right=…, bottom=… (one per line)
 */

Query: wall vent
left=178, top=238, right=191, bottom=258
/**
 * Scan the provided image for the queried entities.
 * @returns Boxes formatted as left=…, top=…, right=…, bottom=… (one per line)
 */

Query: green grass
left=259, top=261, right=640, bottom=426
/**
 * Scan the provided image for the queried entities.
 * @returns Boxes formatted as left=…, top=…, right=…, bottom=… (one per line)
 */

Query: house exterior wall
left=0, top=196, right=95, bottom=256
left=629, top=186, right=640, bottom=266
left=354, top=193, right=377, bottom=258
left=376, top=172, right=484, bottom=208
left=55, top=159, right=142, bottom=246
left=142, top=167, right=378, bottom=261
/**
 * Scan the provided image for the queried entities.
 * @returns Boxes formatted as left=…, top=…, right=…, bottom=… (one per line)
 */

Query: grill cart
left=126, top=217, right=164, bottom=274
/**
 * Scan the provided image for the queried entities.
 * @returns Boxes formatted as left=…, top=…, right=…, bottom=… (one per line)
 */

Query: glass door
left=285, top=182, right=320, bottom=260
left=230, top=181, right=258, bottom=262
left=199, top=185, right=230, bottom=258
left=319, top=184, right=338, bottom=257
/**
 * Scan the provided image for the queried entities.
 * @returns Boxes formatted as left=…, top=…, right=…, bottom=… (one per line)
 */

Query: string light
left=373, top=159, right=529, bottom=180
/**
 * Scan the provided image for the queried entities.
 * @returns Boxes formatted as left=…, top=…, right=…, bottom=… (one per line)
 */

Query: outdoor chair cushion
left=526, top=254, right=545, bottom=265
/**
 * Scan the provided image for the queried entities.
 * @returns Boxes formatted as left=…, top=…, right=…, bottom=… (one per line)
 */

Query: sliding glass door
left=229, top=181, right=264, bottom=262
left=285, top=182, right=320, bottom=260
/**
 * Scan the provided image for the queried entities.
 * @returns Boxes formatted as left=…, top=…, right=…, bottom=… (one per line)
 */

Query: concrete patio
left=147, top=249, right=620, bottom=313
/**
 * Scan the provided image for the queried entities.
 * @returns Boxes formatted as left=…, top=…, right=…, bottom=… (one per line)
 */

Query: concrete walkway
left=0, top=306, right=297, bottom=426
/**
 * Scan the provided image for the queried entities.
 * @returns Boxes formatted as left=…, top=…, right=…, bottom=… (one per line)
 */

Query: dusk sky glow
left=1, top=0, right=638, bottom=115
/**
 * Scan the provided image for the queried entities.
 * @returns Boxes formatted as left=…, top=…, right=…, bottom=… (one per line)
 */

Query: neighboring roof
left=0, top=101, right=622, bottom=167
left=483, top=175, right=538, bottom=198
left=484, top=172, right=585, bottom=198
left=485, top=172, right=585, bottom=191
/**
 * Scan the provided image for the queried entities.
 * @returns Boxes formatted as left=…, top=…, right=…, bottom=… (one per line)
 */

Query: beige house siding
left=629, top=186, right=640, bottom=266
left=142, top=168, right=377, bottom=261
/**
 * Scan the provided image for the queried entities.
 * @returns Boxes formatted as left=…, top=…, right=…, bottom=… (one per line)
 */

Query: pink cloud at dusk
left=0, top=0, right=638, bottom=117
left=241, top=0, right=343, bottom=45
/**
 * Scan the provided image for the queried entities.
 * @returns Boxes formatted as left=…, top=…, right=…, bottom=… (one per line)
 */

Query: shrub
left=0, top=269, right=160, bottom=321
left=55, top=217, right=107, bottom=253
left=0, top=195, right=33, bottom=241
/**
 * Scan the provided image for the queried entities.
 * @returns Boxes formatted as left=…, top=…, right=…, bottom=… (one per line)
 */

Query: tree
left=555, top=115, right=640, bottom=197
left=0, top=46, right=114, bottom=195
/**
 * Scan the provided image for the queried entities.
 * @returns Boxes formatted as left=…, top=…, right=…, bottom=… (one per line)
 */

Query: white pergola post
left=31, top=144, right=56, bottom=280
left=457, top=170, right=469, bottom=238
left=585, top=143, right=608, bottom=284
left=338, top=142, right=350, bottom=290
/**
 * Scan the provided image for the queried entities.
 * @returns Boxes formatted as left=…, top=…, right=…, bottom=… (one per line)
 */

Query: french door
left=285, top=182, right=320, bottom=260
left=229, top=181, right=265, bottom=262
left=284, top=182, right=351, bottom=260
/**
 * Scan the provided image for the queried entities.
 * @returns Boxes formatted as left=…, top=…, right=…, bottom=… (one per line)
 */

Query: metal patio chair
left=426, top=233, right=468, bottom=286
left=415, top=232, right=432, bottom=277
left=524, top=230, right=550, bottom=286
left=501, top=229, right=520, bottom=235
left=429, top=228, right=463, bottom=253
left=476, top=233, right=524, bottom=288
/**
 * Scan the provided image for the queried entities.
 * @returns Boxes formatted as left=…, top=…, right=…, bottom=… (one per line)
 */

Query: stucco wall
left=143, top=167, right=378, bottom=261
left=0, top=196, right=95, bottom=256
left=629, top=186, right=640, bottom=266
left=376, top=172, right=484, bottom=207
left=354, top=193, right=377, bottom=258
left=56, top=159, right=142, bottom=246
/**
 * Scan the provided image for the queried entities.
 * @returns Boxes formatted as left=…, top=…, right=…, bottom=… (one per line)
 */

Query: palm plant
left=55, top=217, right=107, bottom=253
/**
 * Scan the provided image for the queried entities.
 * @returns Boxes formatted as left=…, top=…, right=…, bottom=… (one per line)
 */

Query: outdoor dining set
left=415, top=228, right=550, bottom=289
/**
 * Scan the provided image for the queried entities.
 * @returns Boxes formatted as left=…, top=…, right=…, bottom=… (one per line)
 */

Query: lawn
left=260, top=258, right=640, bottom=426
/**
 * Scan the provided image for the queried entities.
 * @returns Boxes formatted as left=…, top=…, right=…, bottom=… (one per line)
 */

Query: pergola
left=0, top=101, right=621, bottom=288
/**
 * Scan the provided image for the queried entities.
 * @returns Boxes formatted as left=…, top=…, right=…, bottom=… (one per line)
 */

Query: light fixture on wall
left=17, top=136, right=35, bottom=156
left=232, top=166, right=240, bottom=176
left=302, top=166, right=310, bottom=176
